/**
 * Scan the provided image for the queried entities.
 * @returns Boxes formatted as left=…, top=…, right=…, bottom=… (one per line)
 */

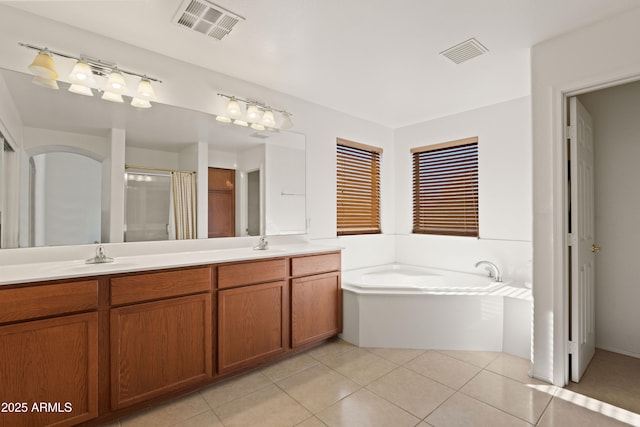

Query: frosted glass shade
left=28, top=52, right=58, bottom=79
left=246, top=104, right=262, bottom=121
left=69, top=84, right=93, bottom=96
left=105, top=71, right=127, bottom=95
left=233, top=120, right=248, bottom=127
left=131, top=97, right=151, bottom=108
left=216, top=116, right=232, bottom=123
left=226, top=98, right=242, bottom=119
left=250, top=123, right=265, bottom=131
left=32, top=76, right=59, bottom=90
left=102, top=91, right=124, bottom=103
left=136, top=78, right=156, bottom=101
left=261, top=109, right=275, bottom=127
left=280, top=113, right=294, bottom=129
left=69, top=61, right=96, bottom=86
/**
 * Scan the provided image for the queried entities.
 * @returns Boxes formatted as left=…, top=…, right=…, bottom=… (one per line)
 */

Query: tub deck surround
left=341, top=263, right=532, bottom=358
left=0, top=243, right=340, bottom=285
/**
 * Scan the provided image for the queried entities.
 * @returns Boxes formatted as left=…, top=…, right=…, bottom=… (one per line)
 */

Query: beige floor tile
left=306, top=338, right=357, bottom=362
left=295, top=416, right=328, bottom=426
left=366, top=347, right=425, bottom=365
left=485, top=353, right=540, bottom=385
left=277, top=364, right=361, bottom=413
left=437, top=349, right=500, bottom=368
left=321, top=348, right=397, bottom=385
left=200, top=370, right=271, bottom=409
left=405, top=351, right=481, bottom=389
left=425, top=392, right=532, bottom=427
left=366, top=367, right=455, bottom=419
left=537, top=396, right=637, bottom=427
left=317, top=388, right=420, bottom=427
left=171, top=410, right=224, bottom=427
left=214, top=384, right=311, bottom=427
left=460, top=370, right=552, bottom=424
left=119, top=392, right=210, bottom=427
left=261, top=353, right=319, bottom=382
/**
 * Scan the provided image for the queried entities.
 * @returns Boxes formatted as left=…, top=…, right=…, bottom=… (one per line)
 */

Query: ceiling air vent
left=173, top=0, right=245, bottom=41
left=440, top=38, right=488, bottom=64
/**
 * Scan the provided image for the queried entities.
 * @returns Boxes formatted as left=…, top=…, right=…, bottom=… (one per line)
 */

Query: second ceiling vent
left=173, top=0, right=245, bottom=41
left=440, top=38, right=489, bottom=64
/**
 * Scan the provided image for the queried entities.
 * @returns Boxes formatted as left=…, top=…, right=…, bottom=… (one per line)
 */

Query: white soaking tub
left=341, top=264, right=512, bottom=351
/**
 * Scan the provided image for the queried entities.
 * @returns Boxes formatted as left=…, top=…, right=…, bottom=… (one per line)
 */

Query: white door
left=569, top=97, right=597, bottom=382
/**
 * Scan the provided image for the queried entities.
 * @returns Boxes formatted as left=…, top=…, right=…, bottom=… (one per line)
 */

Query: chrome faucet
left=475, top=260, right=502, bottom=282
left=86, top=245, right=114, bottom=264
left=253, top=235, right=269, bottom=250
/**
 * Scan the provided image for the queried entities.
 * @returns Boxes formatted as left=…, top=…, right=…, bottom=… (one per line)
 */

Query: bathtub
left=341, top=264, right=532, bottom=354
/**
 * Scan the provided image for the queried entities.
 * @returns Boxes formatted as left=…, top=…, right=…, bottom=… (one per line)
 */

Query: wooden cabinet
left=218, top=281, right=287, bottom=374
left=290, top=253, right=342, bottom=348
left=208, top=167, right=235, bottom=238
left=109, top=268, right=213, bottom=410
left=0, top=282, right=99, bottom=427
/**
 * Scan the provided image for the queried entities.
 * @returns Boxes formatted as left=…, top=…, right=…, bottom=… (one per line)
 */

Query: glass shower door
left=124, top=171, right=171, bottom=242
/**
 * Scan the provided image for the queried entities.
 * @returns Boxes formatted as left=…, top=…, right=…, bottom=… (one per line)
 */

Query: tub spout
left=475, top=260, right=502, bottom=282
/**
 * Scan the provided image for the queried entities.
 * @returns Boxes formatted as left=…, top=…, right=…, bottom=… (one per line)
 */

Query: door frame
left=550, top=74, right=640, bottom=386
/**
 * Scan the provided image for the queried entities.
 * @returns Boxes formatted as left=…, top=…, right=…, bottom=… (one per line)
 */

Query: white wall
left=125, top=146, right=179, bottom=170
left=579, top=82, right=640, bottom=358
left=393, top=97, right=532, bottom=283
left=532, top=8, right=640, bottom=384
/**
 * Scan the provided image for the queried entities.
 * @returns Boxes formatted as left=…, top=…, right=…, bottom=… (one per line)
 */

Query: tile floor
left=103, top=339, right=640, bottom=427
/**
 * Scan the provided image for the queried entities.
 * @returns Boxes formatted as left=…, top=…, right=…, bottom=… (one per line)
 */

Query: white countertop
left=0, top=244, right=341, bottom=286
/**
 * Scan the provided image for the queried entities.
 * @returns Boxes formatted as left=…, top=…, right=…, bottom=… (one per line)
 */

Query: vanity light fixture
left=20, top=42, right=161, bottom=109
left=217, top=93, right=294, bottom=130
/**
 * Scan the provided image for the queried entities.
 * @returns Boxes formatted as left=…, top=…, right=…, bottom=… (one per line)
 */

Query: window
left=412, top=137, right=478, bottom=237
left=336, top=138, right=382, bottom=235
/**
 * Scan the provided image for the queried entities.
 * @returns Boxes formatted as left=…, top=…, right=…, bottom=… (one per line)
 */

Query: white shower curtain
left=170, top=171, right=197, bottom=240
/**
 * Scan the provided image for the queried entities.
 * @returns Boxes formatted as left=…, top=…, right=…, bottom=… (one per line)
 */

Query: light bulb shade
left=216, top=116, right=232, bottom=123
left=226, top=98, right=242, bottom=119
left=68, top=61, right=96, bottom=86
left=246, top=104, right=262, bottom=121
left=131, top=97, right=152, bottom=108
left=280, top=113, right=293, bottom=130
left=136, top=78, right=156, bottom=101
left=250, top=123, right=265, bottom=131
left=233, top=120, right=248, bottom=127
left=261, top=109, right=275, bottom=127
left=32, top=76, right=59, bottom=90
left=68, top=84, right=93, bottom=96
left=101, top=91, right=124, bottom=103
left=28, top=52, right=58, bottom=79
left=105, top=71, right=127, bottom=95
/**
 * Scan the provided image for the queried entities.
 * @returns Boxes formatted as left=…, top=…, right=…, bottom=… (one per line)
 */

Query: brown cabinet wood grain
left=218, top=258, right=286, bottom=289
left=110, top=294, right=213, bottom=410
left=208, top=168, right=235, bottom=238
left=218, top=281, right=287, bottom=374
left=290, top=252, right=341, bottom=277
left=291, top=271, right=342, bottom=348
left=110, top=267, right=211, bottom=306
left=0, top=312, right=99, bottom=427
left=0, top=280, right=98, bottom=324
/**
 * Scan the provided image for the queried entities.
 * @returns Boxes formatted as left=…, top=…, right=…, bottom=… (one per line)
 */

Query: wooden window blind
left=336, top=138, right=382, bottom=235
left=412, top=137, right=479, bottom=237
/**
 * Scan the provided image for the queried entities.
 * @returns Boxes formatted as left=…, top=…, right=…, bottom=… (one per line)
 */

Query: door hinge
left=566, top=125, right=574, bottom=140
left=567, top=233, right=576, bottom=246
left=568, top=340, right=576, bottom=354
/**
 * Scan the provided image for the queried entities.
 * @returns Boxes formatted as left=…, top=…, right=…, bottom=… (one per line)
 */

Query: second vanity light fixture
left=216, top=93, right=293, bottom=130
left=21, top=42, right=161, bottom=109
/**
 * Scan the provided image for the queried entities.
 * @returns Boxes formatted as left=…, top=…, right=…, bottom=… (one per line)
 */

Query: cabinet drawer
left=111, top=267, right=212, bottom=305
left=291, top=252, right=341, bottom=277
left=218, top=258, right=286, bottom=289
left=0, top=280, right=98, bottom=324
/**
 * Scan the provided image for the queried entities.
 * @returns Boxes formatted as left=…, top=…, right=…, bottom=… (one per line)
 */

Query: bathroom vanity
left=0, top=247, right=341, bottom=427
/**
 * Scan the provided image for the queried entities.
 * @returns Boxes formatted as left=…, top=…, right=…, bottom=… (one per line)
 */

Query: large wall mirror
left=0, top=68, right=306, bottom=248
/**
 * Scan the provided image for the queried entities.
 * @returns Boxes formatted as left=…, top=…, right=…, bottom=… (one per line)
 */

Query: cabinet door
left=0, top=312, right=98, bottom=427
left=218, top=281, right=287, bottom=374
left=110, top=294, right=212, bottom=410
left=292, top=272, right=342, bottom=348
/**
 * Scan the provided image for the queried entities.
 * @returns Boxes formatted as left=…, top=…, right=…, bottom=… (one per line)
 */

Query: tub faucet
left=475, top=260, right=502, bottom=282
left=86, top=245, right=114, bottom=264
left=253, top=235, right=269, bottom=250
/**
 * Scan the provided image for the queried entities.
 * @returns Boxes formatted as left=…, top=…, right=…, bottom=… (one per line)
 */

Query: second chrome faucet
left=475, top=260, right=502, bottom=282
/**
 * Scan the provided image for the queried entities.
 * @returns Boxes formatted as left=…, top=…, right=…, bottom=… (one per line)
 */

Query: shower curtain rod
left=125, top=164, right=196, bottom=174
